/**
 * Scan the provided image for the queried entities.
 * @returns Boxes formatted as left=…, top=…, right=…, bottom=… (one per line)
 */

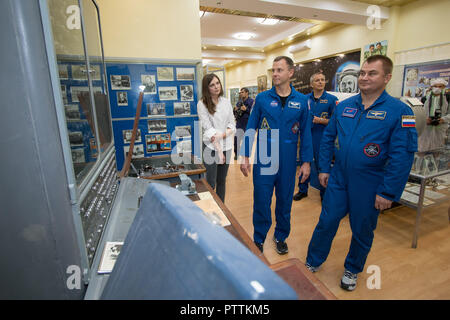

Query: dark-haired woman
left=197, top=74, right=236, bottom=203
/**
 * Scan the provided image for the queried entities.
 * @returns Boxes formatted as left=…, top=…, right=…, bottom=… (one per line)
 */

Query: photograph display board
left=58, top=60, right=106, bottom=164
left=402, top=60, right=450, bottom=98
left=106, top=62, right=199, bottom=171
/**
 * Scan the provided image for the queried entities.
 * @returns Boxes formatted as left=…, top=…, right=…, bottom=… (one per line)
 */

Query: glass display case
left=399, top=149, right=450, bottom=248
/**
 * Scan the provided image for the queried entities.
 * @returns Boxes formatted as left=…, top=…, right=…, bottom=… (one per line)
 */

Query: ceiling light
left=338, top=54, right=345, bottom=57
left=233, top=48, right=236, bottom=51
left=258, top=18, right=279, bottom=25
left=233, top=32, right=255, bottom=40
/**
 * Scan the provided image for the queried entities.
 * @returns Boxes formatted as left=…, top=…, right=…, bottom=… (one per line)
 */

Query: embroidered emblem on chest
left=342, top=107, right=358, bottom=118
left=260, top=117, right=271, bottom=130
left=366, top=110, right=387, bottom=120
left=288, top=101, right=301, bottom=109
left=364, top=143, right=380, bottom=157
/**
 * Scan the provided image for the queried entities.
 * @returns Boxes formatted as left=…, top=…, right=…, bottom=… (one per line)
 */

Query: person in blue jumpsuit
left=240, top=56, right=313, bottom=255
left=305, top=55, right=418, bottom=291
left=294, top=72, right=338, bottom=202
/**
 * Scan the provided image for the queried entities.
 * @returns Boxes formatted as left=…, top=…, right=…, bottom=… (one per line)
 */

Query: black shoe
left=273, top=236, right=288, bottom=254
left=254, top=242, right=263, bottom=253
left=293, top=192, right=307, bottom=201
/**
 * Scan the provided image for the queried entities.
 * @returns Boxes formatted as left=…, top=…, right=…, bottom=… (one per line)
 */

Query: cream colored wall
left=394, top=0, right=450, bottom=52
left=226, top=0, right=449, bottom=94
left=96, top=0, right=201, bottom=60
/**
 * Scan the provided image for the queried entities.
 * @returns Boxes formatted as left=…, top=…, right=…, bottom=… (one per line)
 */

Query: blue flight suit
left=298, top=92, right=338, bottom=198
left=240, top=85, right=313, bottom=244
left=306, top=90, right=417, bottom=274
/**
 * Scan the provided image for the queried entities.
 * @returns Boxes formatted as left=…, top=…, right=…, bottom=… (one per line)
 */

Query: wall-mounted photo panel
left=147, top=103, right=166, bottom=117
left=145, top=134, right=171, bottom=153
left=64, top=104, right=81, bottom=120
left=58, top=64, right=69, bottom=80
left=124, top=144, right=145, bottom=159
left=157, top=67, right=174, bottom=81
left=176, top=67, right=195, bottom=81
left=147, top=119, right=167, bottom=133
left=70, top=86, right=103, bottom=102
left=141, top=74, right=156, bottom=94
left=122, top=128, right=142, bottom=144
left=110, top=75, right=131, bottom=90
left=117, top=91, right=128, bottom=106
left=180, top=84, right=194, bottom=101
left=71, top=148, right=85, bottom=164
left=158, top=86, right=178, bottom=100
left=174, top=125, right=191, bottom=139
left=173, top=102, right=191, bottom=116
left=61, top=85, right=68, bottom=104
left=72, top=64, right=101, bottom=81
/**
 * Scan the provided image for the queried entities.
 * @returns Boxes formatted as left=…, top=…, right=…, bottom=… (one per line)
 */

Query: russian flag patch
left=402, top=115, right=415, bottom=128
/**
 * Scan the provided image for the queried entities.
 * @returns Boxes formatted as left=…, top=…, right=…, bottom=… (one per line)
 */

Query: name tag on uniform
left=366, top=110, right=386, bottom=120
left=288, top=101, right=301, bottom=109
left=320, top=99, right=328, bottom=104
left=342, top=107, right=358, bottom=118
left=402, top=115, right=416, bottom=127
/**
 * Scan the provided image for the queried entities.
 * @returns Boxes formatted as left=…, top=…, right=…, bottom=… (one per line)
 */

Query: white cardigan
left=197, top=96, right=236, bottom=151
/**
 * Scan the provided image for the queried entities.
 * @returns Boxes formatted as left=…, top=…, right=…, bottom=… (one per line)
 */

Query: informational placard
left=402, top=60, right=450, bottom=98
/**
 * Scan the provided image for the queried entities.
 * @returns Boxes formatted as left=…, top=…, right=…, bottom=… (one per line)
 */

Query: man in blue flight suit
left=240, top=56, right=313, bottom=255
left=234, top=87, right=254, bottom=160
left=294, top=72, right=338, bottom=202
left=305, top=55, right=418, bottom=291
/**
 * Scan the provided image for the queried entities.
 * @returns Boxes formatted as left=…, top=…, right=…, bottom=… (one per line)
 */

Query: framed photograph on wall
left=180, top=85, right=194, bottom=101
left=147, top=103, right=166, bottom=117
left=141, top=74, right=157, bottom=94
left=117, top=91, right=128, bottom=106
left=174, top=102, right=191, bottom=116
left=110, top=75, right=131, bottom=90
left=176, top=67, right=195, bottom=81
left=257, top=75, right=267, bottom=93
left=158, top=87, right=178, bottom=100
left=157, top=67, right=174, bottom=81
left=148, top=119, right=167, bottom=133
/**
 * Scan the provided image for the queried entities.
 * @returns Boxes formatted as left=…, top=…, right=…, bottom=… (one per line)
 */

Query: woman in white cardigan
left=197, top=74, right=236, bottom=202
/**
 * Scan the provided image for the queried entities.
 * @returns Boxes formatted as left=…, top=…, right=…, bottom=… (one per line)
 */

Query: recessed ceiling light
left=233, top=48, right=236, bottom=51
left=257, top=18, right=279, bottom=25
left=338, top=54, right=345, bottom=57
left=281, top=42, right=285, bottom=46
left=233, top=32, right=255, bottom=40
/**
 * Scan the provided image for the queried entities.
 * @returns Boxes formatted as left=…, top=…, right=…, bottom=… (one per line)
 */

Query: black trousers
left=202, top=145, right=232, bottom=203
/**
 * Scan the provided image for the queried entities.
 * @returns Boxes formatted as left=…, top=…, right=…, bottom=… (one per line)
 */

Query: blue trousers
left=306, top=166, right=381, bottom=274
left=252, top=164, right=296, bottom=244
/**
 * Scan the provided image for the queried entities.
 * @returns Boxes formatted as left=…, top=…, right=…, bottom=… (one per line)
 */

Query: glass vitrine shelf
left=399, top=149, right=450, bottom=248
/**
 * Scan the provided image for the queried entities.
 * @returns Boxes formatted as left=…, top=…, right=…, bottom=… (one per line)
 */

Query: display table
left=178, top=178, right=336, bottom=300
left=399, top=150, right=450, bottom=248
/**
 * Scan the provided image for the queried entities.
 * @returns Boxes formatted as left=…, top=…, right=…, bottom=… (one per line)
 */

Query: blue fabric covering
left=101, top=183, right=297, bottom=300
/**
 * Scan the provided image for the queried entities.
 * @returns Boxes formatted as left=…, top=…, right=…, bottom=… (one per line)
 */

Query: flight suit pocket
left=407, top=129, right=418, bottom=152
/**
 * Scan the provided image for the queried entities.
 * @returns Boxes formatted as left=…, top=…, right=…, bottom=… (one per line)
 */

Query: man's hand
left=319, top=173, right=330, bottom=188
left=240, top=156, right=251, bottom=177
left=298, top=162, right=311, bottom=183
left=240, top=105, right=247, bottom=111
left=375, top=195, right=392, bottom=211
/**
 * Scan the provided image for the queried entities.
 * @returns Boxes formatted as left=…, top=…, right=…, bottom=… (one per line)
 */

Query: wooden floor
left=222, top=159, right=450, bottom=300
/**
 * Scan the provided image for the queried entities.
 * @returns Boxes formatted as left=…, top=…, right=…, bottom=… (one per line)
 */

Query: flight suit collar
left=268, top=84, right=296, bottom=100
left=355, top=90, right=389, bottom=111
left=308, top=90, right=327, bottom=101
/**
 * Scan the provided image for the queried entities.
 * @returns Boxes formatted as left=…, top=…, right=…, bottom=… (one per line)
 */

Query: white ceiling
left=199, top=0, right=398, bottom=66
